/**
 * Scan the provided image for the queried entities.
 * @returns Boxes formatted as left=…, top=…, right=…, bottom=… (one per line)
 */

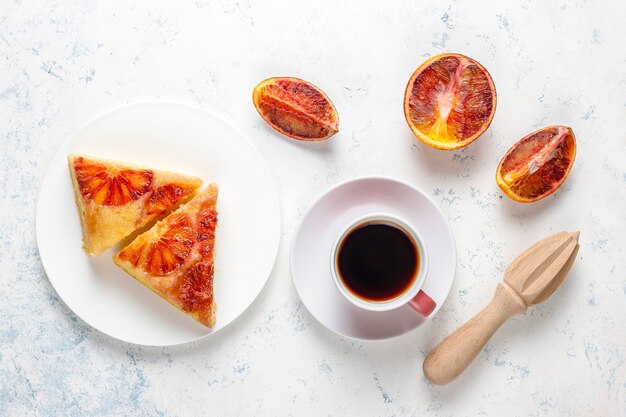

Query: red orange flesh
left=178, top=262, right=214, bottom=314
left=253, top=77, right=339, bottom=141
left=404, top=53, right=496, bottom=150
left=117, top=212, right=194, bottom=276
left=496, top=126, right=576, bottom=203
left=74, top=158, right=153, bottom=206
left=146, top=184, right=195, bottom=216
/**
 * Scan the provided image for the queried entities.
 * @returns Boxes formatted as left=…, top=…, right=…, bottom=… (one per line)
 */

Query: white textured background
left=1, top=1, right=625, bottom=416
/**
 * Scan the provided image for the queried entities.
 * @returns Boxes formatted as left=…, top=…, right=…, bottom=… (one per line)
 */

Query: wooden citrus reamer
left=423, top=231, right=580, bottom=385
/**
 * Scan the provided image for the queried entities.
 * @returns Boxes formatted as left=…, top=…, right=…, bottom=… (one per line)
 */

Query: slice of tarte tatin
left=68, top=154, right=202, bottom=256
left=114, top=184, right=218, bottom=327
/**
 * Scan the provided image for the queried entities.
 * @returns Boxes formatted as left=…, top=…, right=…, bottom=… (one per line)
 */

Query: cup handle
left=408, top=290, right=436, bottom=316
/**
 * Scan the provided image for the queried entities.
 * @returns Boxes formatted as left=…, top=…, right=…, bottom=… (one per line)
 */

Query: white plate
left=290, top=176, right=456, bottom=340
left=36, top=102, right=281, bottom=346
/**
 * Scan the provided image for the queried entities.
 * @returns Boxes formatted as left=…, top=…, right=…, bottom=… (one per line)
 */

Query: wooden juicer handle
left=423, top=231, right=580, bottom=385
left=423, top=282, right=526, bottom=385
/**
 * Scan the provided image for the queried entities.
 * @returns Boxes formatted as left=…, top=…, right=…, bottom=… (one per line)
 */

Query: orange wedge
left=496, top=126, right=576, bottom=203
left=253, top=77, right=339, bottom=141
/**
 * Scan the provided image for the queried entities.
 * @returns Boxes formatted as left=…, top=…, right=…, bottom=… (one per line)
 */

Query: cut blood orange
left=496, top=126, right=576, bottom=203
left=253, top=77, right=339, bottom=141
left=114, top=184, right=219, bottom=327
left=68, top=155, right=202, bottom=256
left=404, top=53, right=496, bottom=150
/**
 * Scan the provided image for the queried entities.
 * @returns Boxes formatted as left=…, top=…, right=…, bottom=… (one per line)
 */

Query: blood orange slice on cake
left=68, top=155, right=202, bottom=256
left=114, top=184, right=219, bottom=328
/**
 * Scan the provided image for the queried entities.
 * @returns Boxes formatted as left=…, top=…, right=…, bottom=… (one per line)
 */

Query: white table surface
left=1, top=1, right=624, bottom=416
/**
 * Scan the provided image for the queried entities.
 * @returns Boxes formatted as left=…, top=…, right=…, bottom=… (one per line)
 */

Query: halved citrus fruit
left=496, top=126, right=576, bottom=203
left=404, top=53, right=496, bottom=150
left=253, top=77, right=339, bottom=141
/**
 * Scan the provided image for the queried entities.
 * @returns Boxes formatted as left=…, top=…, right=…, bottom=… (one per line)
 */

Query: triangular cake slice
left=68, top=154, right=202, bottom=256
left=114, top=184, right=218, bottom=327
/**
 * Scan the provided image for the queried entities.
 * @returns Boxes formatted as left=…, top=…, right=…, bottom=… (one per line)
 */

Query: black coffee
left=336, top=222, right=419, bottom=302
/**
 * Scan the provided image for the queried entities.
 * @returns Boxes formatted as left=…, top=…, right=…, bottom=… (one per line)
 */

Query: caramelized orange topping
left=146, top=184, right=194, bottom=216
left=196, top=200, right=218, bottom=255
left=74, top=157, right=153, bottom=206
left=178, top=262, right=214, bottom=313
left=117, top=213, right=194, bottom=276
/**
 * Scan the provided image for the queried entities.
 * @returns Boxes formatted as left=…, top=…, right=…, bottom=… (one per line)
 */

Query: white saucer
left=290, top=176, right=456, bottom=340
left=36, top=103, right=281, bottom=346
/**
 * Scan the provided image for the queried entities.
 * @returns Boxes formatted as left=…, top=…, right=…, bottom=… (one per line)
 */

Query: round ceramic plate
left=36, top=102, right=281, bottom=346
left=291, top=176, right=456, bottom=340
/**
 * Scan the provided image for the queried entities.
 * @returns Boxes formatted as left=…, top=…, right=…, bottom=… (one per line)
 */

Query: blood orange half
left=404, top=53, right=496, bottom=150
left=253, top=77, right=339, bottom=141
left=496, top=126, right=576, bottom=203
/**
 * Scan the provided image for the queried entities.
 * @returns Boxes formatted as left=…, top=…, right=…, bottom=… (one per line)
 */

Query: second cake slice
left=114, top=184, right=219, bottom=328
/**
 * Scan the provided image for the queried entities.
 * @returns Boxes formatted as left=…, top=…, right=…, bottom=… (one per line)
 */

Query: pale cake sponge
left=68, top=154, right=202, bottom=256
left=114, top=184, right=218, bottom=328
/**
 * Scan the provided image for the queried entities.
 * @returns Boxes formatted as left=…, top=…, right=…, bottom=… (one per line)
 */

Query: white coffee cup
left=330, top=213, right=436, bottom=315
